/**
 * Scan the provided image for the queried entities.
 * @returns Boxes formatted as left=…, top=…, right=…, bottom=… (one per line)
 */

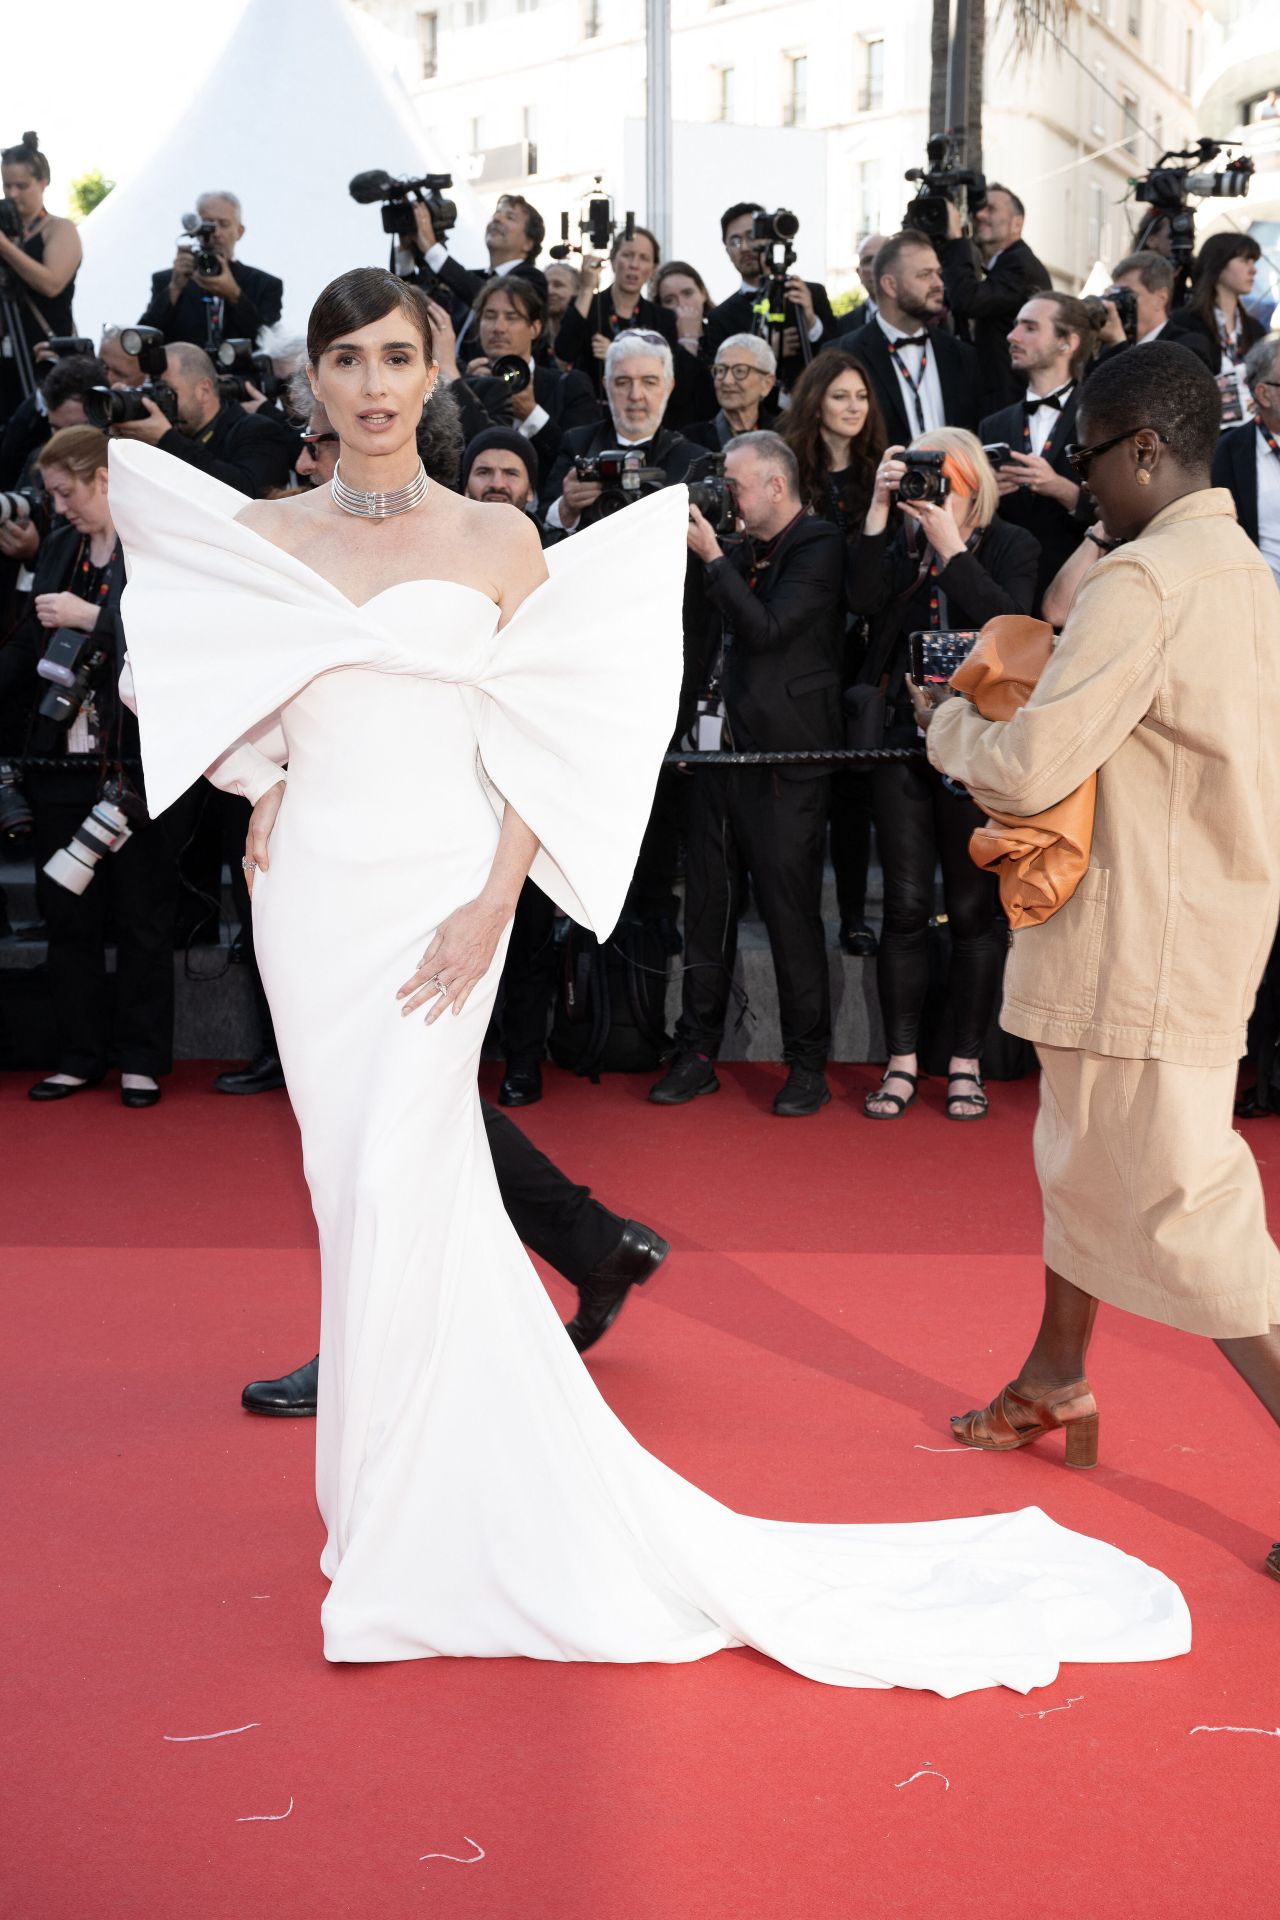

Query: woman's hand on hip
left=398, top=895, right=514, bottom=1024
left=243, top=780, right=285, bottom=898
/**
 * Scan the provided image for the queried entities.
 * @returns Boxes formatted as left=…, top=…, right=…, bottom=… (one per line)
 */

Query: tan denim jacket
left=928, top=489, right=1280, bottom=1065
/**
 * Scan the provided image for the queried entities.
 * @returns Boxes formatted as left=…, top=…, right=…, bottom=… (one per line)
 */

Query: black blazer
left=544, top=419, right=700, bottom=526
left=938, top=235, right=1051, bottom=414
left=140, top=260, right=283, bottom=347
left=1211, top=421, right=1261, bottom=545
left=1161, top=303, right=1265, bottom=377
left=700, top=280, right=836, bottom=389
left=847, top=513, right=1041, bottom=701
left=702, top=512, right=846, bottom=774
left=153, top=402, right=301, bottom=497
left=1090, top=322, right=1217, bottom=377
left=839, top=319, right=982, bottom=443
left=552, top=292, right=678, bottom=382
left=833, top=303, right=873, bottom=339
left=0, top=523, right=132, bottom=762
left=460, top=363, right=600, bottom=492
left=980, top=387, right=1089, bottom=612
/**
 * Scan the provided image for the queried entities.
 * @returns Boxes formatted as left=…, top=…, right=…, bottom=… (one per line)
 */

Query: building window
left=716, top=65, right=736, bottom=123
left=522, top=105, right=538, bottom=174
left=1151, top=110, right=1164, bottom=160
left=516, top=0, right=539, bottom=10
left=858, top=158, right=882, bottom=240
left=1127, top=0, right=1141, bottom=39
left=1091, top=61, right=1106, bottom=138
left=784, top=55, right=808, bottom=126
left=858, top=37, right=884, bottom=113
left=460, top=0, right=486, bottom=24
left=416, top=9, right=438, bottom=78
left=583, top=0, right=601, bottom=37
left=1121, top=91, right=1140, bottom=157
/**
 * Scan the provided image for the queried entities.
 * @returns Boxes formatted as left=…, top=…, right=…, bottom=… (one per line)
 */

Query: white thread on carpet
left=237, top=1798, right=294, bottom=1822
left=1019, top=1695, right=1083, bottom=1720
left=1190, top=1724, right=1280, bottom=1739
left=420, top=1838, right=485, bottom=1864
left=895, top=1768, right=949, bottom=1791
left=163, top=1723, right=260, bottom=1742
left=912, top=1445, right=978, bottom=1454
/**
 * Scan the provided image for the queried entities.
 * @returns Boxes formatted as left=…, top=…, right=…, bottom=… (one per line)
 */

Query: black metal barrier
left=662, top=747, right=924, bottom=767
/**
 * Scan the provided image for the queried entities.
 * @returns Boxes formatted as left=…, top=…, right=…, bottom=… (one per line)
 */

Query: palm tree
left=930, top=0, right=1074, bottom=172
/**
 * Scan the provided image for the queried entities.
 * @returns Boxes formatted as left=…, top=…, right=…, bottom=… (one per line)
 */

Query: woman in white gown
left=110, top=269, right=1191, bottom=1694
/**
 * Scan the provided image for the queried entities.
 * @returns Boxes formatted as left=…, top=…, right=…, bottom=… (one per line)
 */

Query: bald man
left=112, top=340, right=299, bottom=495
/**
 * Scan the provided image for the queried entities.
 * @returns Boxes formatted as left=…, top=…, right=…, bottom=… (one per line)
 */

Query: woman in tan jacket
left=919, top=342, right=1280, bottom=1583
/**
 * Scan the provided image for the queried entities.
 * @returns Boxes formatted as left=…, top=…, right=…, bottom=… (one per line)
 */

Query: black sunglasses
left=1064, top=426, right=1169, bottom=480
left=300, top=431, right=339, bottom=453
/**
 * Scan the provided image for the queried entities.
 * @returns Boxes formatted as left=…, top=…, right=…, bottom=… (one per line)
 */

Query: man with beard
left=840, top=232, right=981, bottom=442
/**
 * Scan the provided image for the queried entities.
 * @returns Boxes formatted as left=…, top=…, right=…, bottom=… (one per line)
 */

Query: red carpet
left=4, top=1062, right=1278, bottom=1919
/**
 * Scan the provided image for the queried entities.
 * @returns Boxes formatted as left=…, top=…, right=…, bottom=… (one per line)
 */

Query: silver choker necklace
left=331, top=459, right=429, bottom=519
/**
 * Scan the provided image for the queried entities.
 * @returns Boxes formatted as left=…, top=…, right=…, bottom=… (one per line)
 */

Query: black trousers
left=498, top=877, right=559, bottom=1064
left=830, top=770, right=874, bottom=926
left=626, top=767, right=688, bottom=924
left=675, top=767, right=832, bottom=1070
left=484, top=1100, right=624, bottom=1286
left=871, top=756, right=1004, bottom=1058
left=30, top=771, right=181, bottom=1079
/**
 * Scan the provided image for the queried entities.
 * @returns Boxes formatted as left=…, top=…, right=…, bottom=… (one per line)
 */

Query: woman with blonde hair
left=847, top=428, right=1040, bottom=1120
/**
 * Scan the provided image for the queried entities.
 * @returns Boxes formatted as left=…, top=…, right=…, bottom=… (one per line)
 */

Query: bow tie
left=1025, top=388, right=1070, bottom=414
left=891, top=334, right=928, bottom=348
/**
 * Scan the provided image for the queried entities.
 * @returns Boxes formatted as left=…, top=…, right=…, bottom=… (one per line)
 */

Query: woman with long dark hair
left=1164, top=231, right=1263, bottom=379
left=109, top=267, right=1186, bottom=1689
left=0, top=132, right=82, bottom=416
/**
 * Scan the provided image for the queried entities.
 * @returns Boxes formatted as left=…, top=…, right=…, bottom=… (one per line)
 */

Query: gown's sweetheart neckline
left=230, top=507, right=504, bottom=620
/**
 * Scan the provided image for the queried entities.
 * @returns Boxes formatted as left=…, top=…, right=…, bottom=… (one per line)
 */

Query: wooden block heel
left=951, top=1378, right=1100, bottom=1468
left=1064, top=1411, right=1099, bottom=1469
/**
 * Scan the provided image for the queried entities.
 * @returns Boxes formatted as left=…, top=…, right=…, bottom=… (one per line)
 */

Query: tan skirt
left=1034, top=1045, right=1280, bottom=1338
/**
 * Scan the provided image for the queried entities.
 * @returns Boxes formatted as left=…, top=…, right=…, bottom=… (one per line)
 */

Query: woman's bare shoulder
left=234, top=491, right=327, bottom=551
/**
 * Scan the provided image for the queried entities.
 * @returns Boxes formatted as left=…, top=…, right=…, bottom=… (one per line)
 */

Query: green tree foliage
left=68, top=171, right=114, bottom=222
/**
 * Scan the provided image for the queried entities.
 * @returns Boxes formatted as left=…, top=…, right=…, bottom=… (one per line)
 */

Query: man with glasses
left=686, top=333, right=778, bottom=451
left=701, top=202, right=836, bottom=391
left=1211, top=333, right=1280, bottom=589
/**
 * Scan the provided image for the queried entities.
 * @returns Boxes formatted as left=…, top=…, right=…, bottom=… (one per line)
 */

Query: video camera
left=742, top=209, right=812, bottom=371
left=84, top=326, right=178, bottom=430
left=1132, top=139, right=1254, bottom=279
left=213, top=336, right=280, bottom=404
left=549, top=176, right=632, bottom=264
left=572, top=447, right=666, bottom=518
left=349, top=169, right=458, bottom=243
left=685, top=451, right=739, bottom=536
left=904, top=132, right=987, bottom=241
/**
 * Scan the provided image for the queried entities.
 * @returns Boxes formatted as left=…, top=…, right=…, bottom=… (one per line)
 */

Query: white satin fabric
left=108, top=440, right=1191, bottom=1692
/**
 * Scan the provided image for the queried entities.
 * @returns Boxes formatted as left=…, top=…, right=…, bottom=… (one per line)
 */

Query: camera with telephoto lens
left=0, top=759, right=33, bottom=846
left=84, top=326, right=178, bottom=429
left=486, top=354, right=532, bottom=399
left=349, top=168, right=457, bottom=241
left=36, top=627, right=110, bottom=727
left=214, top=336, right=280, bottom=404
left=685, top=451, right=739, bottom=535
left=908, top=629, right=982, bottom=689
left=179, top=212, right=220, bottom=275
left=982, top=441, right=1013, bottom=470
left=0, top=481, right=52, bottom=536
left=897, top=448, right=949, bottom=505
left=43, top=773, right=149, bottom=896
left=1082, top=284, right=1139, bottom=345
left=904, top=133, right=987, bottom=241
left=573, top=447, right=666, bottom=517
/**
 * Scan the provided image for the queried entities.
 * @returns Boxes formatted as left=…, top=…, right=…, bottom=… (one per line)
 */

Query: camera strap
left=886, top=337, right=929, bottom=435
left=1257, top=421, right=1280, bottom=466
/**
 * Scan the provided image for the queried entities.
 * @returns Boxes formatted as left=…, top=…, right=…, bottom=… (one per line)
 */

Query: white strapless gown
left=109, top=440, right=1191, bottom=1694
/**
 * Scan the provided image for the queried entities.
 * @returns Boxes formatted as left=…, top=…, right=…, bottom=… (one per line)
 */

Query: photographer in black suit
left=702, top=203, right=836, bottom=392
left=411, top=192, right=548, bottom=362
left=1211, top=333, right=1280, bottom=588
left=650, top=432, right=846, bottom=1119
left=980, top=291, right=1091, bottom=613
left=1090, top=252, right=1216, bottom=372
left=544, top=331, right=699, bottom=533
left=111, top=342, right=300, bottom=496
left=938, top=185, right=1051, bottom=414
left=839, top=231, right=980, bottom=441
left=460, top=275, right=598, bottom=491
left=139, top=193, right=282, bottom=350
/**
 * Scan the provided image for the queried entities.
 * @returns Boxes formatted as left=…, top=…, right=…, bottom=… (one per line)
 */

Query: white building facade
left=354, top=0, right=1214, bottom=296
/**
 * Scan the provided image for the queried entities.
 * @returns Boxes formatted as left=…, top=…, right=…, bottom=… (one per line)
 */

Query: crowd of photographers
left=1, top=125, right=1279, bottom=1120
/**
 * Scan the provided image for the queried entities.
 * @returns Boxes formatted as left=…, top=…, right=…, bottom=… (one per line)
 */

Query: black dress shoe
left=242, top=1354, right=319, bottom=1416
left=648, top=1052, right=719, bottom=1105
left=121, top=1083, right=162, bottom=1109
left=773, top=1065, right=831, bottom=1117
left=214, top=1052, right=286, bottom=1095
left=27, top=1074, right=104, bottom=1102
left=1235, top=1081, right=1280, bottom=1118
left=839, top=920, right=879, bottom=958
left=499, top=1061, right=543, bottom=1107
left=566, top=1221, right=671, bottom=1354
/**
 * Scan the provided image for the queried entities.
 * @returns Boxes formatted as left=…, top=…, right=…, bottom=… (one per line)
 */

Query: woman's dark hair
left=497, top=193, right=545, bottom=260
left=2, top=131, right=49, bottom=184
left=610, top=223, right=661, bottom=266
left=472, top=272, right=547, bottom=341
left=1185, top=231, right=1263, bottom=335
left=781, top=352, right=886, bottom=530
left=416, top=381, right=465, bottom=491
left=1078, top=339, right=1221, bottom=470
left=307, top=267, right=434, bottom=366
left=654, top=259, right=717, bottom=318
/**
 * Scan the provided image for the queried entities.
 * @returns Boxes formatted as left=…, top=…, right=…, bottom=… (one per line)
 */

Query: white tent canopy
left=71, top=0, right=487, bottom=343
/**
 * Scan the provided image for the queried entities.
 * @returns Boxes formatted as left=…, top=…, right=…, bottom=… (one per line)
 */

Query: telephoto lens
left=0, top=761, right=33, bottom=845
left=44, top=779, right=147, bottom=896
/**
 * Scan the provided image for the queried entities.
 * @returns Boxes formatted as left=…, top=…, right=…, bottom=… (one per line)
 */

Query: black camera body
left=0, top=482, right=51, bottom=536
left=85, top=381, right=179, bottom=429
left=46, top=335, right=96, bottom=359
left=35, top=627, right=109, bottom=727
left=905, top=133, right=987, bottom=241
left=573, top=448, right=666, bottom=516
left=488, top=354, right=532, bottom=397
left=0, top=759, right=33, bottom=845
left=1083, top=284, right=1139, bottom=345
left=686, top=451, right=739, bottom=535
left=179, top=212, right=220, bottom=276
left=0, top=199, right=21, bottom=241
left=215, top=337, right=280, bottom=402
left=349, top=169, right=458, bottom=242
left=898, top=449, right=950, bottom=505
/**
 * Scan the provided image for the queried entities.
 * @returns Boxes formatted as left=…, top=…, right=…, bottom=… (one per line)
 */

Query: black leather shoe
left=214, top=1052, right=286, bottom=1095
left=27, top=1074, right=104, bottom=1102
left=839, top=919, right=878, bottom=958
left=566, top=1221, right=671, bottom=1354
left=121, top=1083, right=162, bottom=1109
left=648, top=1052, right=719, bottom=1105
left=242, top=1354, right=318, bottom=1416
left=773, top=1065, right=831, bottom=1117
left=499, top=1060, right=543, bottom=1107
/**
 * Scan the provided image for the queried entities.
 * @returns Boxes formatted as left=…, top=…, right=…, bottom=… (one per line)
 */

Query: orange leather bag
left=948, top=614, right=1096, bottom=930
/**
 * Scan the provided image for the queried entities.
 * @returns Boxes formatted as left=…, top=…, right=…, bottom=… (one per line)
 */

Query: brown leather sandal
left=950, top=1379, right=1099, bottom=1469
left=1266, top=1544, right=1280, bottom=1585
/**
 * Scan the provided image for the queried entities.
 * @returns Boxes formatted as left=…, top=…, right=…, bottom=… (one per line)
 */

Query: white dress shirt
left=1256, top=424, right=1280, bottom=588
left=516, top=356, right=549, bottom=439
left=1023, top=380, right=1075, bottom=458
left=875, top=313, right=946, bottom=434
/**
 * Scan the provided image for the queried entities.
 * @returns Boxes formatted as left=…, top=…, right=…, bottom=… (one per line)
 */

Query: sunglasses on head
left=1064, top=426, right=1168, bottom=480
